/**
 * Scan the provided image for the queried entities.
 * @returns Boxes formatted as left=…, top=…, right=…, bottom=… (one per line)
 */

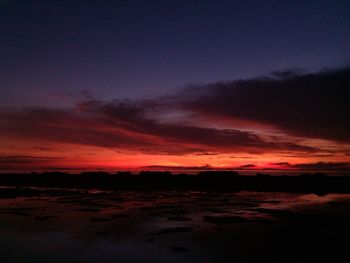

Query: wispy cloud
left=270, top=161, right=350, bottom=170
left=0, top=99, right=318, bottom=155
left=1, top=66, right=349, bottom=170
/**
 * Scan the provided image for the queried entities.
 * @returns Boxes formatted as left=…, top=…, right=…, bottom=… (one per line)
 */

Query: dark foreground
left=1, top=171, right=350, bottom=193
left=0, top=186, right=350, bottom=263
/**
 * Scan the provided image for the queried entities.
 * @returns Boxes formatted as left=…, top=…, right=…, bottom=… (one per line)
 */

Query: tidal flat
left=0, top=187, right=350, bottom=263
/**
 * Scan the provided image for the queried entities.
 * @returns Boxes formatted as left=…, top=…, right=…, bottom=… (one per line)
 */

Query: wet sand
left=0, top=187, right=350, bottom=262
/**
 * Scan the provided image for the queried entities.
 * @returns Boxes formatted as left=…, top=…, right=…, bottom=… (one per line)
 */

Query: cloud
left=140, top=162, right=350, bottom=171
left=0, top=98, right=317, bottom=155
left=0, top=155, right=65, bottom=164
left=239, top=164, right=256, bottom=168
left=270, top=161, right=350, bottom=170
left=293, top=162, right=350, bottom=170
left=141, top=164, right=213, bottom=170
left=0, top=155, right=66, bottom=169
left=179, top=67, right=350, bottom=143
left=2, top=66, right=348, bottom=160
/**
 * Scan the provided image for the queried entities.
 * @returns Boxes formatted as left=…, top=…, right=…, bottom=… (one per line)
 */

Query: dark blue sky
left=1, top=0, right=349, bottom=106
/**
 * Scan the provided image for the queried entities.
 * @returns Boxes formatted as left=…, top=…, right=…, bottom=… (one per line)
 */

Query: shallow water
left=0, top=187, right=350, bottom=262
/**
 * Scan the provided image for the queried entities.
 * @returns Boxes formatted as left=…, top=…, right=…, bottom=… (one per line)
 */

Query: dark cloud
left=33, top=147, right=56, bottom=152
left=0, top=99, right=317, bottom=155
left=270, top=162, right=290, bottom=166
left=270, top=161, right=350, bottom=170
left=0, top=106, right=198, bottom=155
left=0, top=156, right=65, bottom=166
left=3, top=66, right=348, bottom=157
left=141, top=165, right=213, bottom=170
left=239, top=164, right=256, bottom=168
left=180, top=67, right=350, bottom=142
left=293, top=162, right=350, bottom=170
left=229, top=156, right=252, bottom=159
left=92, top=100, right=319, bottom=153
left=194, top=152, right=219, bottom=156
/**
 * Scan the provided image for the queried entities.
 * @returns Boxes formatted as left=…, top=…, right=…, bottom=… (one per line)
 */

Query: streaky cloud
left=179, top=66, right=350, bottom=143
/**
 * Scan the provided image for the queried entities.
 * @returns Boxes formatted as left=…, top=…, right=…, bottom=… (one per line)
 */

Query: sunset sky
left=0, top=0, right=349, bottom=172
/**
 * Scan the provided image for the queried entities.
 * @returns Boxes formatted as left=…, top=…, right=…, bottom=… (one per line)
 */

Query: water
left=0, top=187, right=350, bottom=262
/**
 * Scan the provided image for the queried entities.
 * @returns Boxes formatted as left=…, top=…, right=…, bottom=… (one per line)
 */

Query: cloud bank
left=1, top=66, right=349, bottom=170
left=179, top=66, right=350, bottom=142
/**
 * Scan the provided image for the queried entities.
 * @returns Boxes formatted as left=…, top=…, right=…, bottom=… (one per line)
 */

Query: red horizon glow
left=1, top=68, right=349, bottom=173
left=1, top=134, right=349, bottom=173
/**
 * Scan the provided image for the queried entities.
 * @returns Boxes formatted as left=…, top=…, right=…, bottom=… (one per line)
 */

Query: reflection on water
left=0, top=187, right=350, bottom=262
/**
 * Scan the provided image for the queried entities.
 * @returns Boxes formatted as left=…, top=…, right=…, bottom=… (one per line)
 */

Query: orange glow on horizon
left=1, top=137, right=349, bottom=172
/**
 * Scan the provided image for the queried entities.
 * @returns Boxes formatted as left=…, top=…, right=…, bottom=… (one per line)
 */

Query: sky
left=0, top=0, right=350, bottom=172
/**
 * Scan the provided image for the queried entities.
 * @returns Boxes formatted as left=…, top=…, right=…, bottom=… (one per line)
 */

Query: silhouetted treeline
left=0, top=171, right=349, bottom=194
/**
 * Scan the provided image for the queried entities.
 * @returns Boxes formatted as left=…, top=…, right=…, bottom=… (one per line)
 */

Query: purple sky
left=1, top=0, right=349, bottom=106
left=0, top=1, right=349, bottom=171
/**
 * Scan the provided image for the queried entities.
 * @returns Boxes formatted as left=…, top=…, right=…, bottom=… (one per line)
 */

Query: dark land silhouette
left=0, top=171, right=349, bottom=193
